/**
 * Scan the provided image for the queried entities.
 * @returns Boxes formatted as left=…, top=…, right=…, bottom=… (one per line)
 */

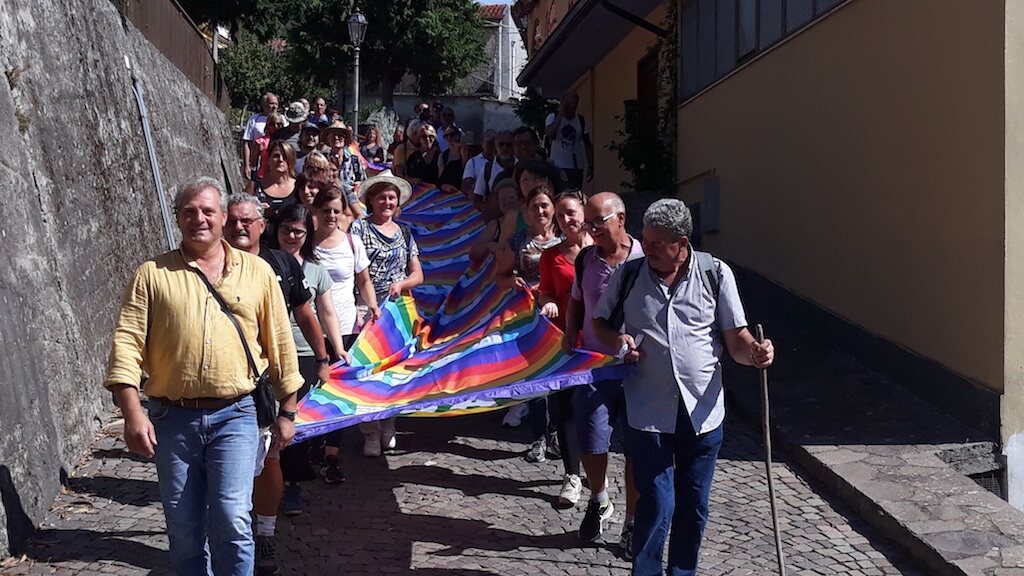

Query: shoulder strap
left=189, top=265, right=259, bottom=380
left=346, top=232, right=355, bottom=254
left=608, top=257, right=644, bottom=330
left=693, top=251, right=719, bottom=302
left=399, top=223, right=413, bottom=268
left=574, top=245, right=596, bottom=293
left=484, top=160, right=494, bottom=194
left=579, top=114, right=586, bottom=135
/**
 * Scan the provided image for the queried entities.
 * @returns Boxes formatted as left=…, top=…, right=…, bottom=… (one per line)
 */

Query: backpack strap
left=483, top=159, right=495, bottom=196
left=398, top=223, right=414, bottom=270
left=608, top=257, right=645, bottom=330
left=574, top=245, right=596, bottom=294
left=693, top=250, right=719, bottom=302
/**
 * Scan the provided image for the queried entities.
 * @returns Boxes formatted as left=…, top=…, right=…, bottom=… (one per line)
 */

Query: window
left=680, top=0, right=847, bottom=101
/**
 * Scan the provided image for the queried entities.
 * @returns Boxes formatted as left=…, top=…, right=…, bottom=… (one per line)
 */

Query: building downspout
left=127, top=56, right=177, bottom=251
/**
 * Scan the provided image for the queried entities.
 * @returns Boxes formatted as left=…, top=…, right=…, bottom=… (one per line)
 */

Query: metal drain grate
left=968, top=470, right=1006, bottom=500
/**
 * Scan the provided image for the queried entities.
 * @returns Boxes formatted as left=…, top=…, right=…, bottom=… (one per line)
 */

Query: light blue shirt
left=594, top=253, right=747, bottom=435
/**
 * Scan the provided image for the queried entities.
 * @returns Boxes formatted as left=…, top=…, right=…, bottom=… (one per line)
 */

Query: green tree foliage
left=219, top=29, right=327, bottom=111
left=178, top=0, right=303, bottom=40
left=514, top=88, right=558, bottom=137
left=289, top=0, right=488, bottom=107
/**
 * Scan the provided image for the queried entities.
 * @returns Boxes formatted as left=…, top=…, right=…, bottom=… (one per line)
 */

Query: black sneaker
left=321, top=455, right=346, bottom=484
left=281, top=482, right=303, bottom=516
left=255, top=535, right=279, bottom=575
left=578, top=499, right=614, bottom=543
left=545, top=434, right=561, bottom=459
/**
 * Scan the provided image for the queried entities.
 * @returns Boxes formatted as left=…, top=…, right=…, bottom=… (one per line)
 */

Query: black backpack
left=576, top=247, right=720, bottom=329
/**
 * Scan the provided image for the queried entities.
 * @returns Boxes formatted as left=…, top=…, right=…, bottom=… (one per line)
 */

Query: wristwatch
left=314, top=357, right=331, bottom=365
left=278, top=408, right=298, bottom=421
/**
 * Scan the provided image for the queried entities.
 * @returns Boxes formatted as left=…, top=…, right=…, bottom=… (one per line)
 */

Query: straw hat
left=359, top=169, right=412, bottom=205
left=320, top=120, right=352, bottom=141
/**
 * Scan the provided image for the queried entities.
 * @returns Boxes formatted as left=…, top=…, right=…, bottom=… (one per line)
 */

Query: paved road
left=8, top=408, right=923, bottom=575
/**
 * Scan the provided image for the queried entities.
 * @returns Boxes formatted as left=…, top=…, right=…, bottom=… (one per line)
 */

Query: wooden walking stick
left=756, top=323, right=786, bottom=576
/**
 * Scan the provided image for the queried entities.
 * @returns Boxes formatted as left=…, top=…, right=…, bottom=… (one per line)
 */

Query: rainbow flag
left=293, top=185, right=627, bottom=441
left=347, top=142, right=390, bottom=173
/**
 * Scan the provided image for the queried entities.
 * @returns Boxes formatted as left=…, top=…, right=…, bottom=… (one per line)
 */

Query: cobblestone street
left=8, top=409, right=923, bottom=575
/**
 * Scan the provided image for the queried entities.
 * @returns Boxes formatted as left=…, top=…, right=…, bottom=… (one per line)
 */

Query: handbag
left=191, top=265, right=277, bottom=428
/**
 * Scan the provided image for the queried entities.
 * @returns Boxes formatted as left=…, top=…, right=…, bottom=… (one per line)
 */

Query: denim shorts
left=573, top=378, right=626, bottom=455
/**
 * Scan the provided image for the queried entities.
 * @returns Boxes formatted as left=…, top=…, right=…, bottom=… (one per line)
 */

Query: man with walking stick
left=592, top=198, right=775, bottom=575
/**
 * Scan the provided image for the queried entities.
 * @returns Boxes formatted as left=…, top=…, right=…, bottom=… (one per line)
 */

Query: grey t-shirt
left=290, top=261, right=333, bottom=357
left=594, top=253, right=747, bottom=435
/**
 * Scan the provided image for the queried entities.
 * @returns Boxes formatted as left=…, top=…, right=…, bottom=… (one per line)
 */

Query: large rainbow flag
left=294, top=185, right=628, bottom=441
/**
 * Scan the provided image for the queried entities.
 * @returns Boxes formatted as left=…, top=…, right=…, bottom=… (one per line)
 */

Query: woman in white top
left=313, top=187, right=380, bottom=338
left=311, top=186, right=380, bottom=481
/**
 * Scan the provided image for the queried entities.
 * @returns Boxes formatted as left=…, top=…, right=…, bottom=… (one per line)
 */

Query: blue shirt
left=594, top=253, right=747, bottom=435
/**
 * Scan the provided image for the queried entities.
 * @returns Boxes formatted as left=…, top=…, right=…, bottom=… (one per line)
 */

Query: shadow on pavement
left=67, top=475, right=161, bottom=506
left=24, top=528, right=166, bottom=570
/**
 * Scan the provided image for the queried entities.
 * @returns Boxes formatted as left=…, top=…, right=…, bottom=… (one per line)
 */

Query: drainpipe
left=599, top=0, right=670, bottom=38
left=126, top=56, right=177, bottom=251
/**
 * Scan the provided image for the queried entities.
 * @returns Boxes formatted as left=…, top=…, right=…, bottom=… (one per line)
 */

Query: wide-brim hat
left=360, top=169, right=412, bottom=206
left=321, top=120, right=352, bottom=140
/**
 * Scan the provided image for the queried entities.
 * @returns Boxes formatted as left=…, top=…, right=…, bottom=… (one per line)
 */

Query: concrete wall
left=1003, top=0, right=1024, bottom=509
left=0, top=0, right=240, bottom=557
left=676, top=0, right=1005, bottom=391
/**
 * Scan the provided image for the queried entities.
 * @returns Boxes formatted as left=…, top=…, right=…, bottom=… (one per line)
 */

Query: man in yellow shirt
left=104, top=177, right=302, bottom=576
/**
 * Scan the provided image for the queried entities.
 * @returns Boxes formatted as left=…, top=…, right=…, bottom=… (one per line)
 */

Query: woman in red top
left=538, top=190, right=592, bottom=331
left=535, top=189, right=591, bottom=509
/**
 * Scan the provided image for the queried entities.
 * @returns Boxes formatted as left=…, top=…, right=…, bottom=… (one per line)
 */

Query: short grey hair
left=226, top=193, right=264, bottom=218
left=174, top=177, right=227, bottom=213
left=643, top=198, right=693, bottom=238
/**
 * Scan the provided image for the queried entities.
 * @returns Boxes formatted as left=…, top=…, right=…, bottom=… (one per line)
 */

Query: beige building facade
left=517, top=0, right=1024, bottom=507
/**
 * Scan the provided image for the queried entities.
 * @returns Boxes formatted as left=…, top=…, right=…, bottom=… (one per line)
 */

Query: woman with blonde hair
left=247, top=140, right=298, bottom=231
left=361, top=126, right=386, bottom=165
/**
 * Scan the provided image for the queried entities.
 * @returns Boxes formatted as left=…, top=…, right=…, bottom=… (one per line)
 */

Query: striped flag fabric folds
left=293, top=184, right=628, bottom=442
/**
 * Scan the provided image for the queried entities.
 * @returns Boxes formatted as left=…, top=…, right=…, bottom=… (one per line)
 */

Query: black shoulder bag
left=191, top=267, right=277, bottom=428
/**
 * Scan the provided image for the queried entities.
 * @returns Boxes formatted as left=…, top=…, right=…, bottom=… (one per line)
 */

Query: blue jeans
left=627, top=404, right=724, bottom=576
left=149, top=396, right=259, bottom=576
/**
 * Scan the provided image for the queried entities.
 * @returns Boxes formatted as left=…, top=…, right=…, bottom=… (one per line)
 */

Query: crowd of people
left=103, top=90, right=775, bottom=576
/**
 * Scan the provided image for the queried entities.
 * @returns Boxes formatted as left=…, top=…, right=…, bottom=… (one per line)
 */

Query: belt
left=149, top=394, right=247, bottom=410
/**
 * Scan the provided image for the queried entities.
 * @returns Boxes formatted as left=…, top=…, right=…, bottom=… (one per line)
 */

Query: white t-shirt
left=463, top=153, right=488, bottom=182
left=243, top=113, right=269, bottom=142
left=472, top=159, right=503, bottom=198
left=545, top=113, right=589, bottom=170
left=315, top=235, right=370, bottom=335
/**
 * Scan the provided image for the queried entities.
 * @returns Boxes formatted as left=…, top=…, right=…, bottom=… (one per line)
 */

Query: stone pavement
left=5, top=406, right=924, bottom=575
left=724, top=318, right=1024, bottom=576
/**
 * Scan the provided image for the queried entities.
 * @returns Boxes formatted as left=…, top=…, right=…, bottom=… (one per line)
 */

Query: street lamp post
left=347, top=10, right=368, bottom=130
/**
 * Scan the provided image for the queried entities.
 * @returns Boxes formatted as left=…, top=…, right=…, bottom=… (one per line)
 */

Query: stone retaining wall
left=0, top=0, right=239, bottom=557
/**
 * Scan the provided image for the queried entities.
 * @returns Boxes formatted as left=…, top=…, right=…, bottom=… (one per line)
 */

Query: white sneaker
left=502, top=403, right=529, bottom=427
left=558, top=474, right=582, bottom=507
left=362, top=433, right=382, bottom=458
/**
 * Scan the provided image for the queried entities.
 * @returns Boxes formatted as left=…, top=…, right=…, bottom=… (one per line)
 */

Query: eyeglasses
left=279, top=225, right=307, bottom=238
left=227, top=217, right=262, bottom=227
left=582, top=211, right=620, bottom=230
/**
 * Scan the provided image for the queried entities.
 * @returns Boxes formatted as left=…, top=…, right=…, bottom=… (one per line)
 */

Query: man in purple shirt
left=563, top=192, right=644, bottom=554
